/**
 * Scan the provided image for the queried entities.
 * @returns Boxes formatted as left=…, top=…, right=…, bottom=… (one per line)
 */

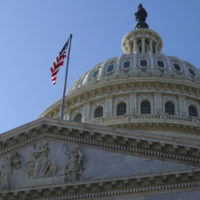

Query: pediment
left=0, top=118, right=200, bottom=199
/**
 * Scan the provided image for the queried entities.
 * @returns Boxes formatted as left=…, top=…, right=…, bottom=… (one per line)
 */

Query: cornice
left=1, top=118, right=200, bottom=166
left=1, top=168, right=200, bottom=200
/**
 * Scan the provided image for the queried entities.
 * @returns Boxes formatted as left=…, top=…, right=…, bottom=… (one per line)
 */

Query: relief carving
left=0, top=157, right=12, bottom=191
left=25, top=141, right=59, bottom=179
left=63, top=145, right=84, bottom=182
left=0, top=152, right=22, bottom=191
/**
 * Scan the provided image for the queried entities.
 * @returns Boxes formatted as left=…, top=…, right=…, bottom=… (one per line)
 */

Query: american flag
left=50, top=39, right=69, bottom=85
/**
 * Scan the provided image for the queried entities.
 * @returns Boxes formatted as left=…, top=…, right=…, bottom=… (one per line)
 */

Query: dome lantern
left=121, top=4, right=162, bottom=54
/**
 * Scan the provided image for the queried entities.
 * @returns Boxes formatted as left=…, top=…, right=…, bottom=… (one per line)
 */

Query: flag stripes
left=50, top=39, right=69, bottom=85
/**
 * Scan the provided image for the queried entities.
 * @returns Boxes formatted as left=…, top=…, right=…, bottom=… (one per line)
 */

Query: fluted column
left=130, top=93, right=137, bottom=113
left=178, top=95, right=186, bottom=116
left=105, top=97, right=113, bottom=118
left=82, top=104, right=90, bottom=122
left=154, top=93, right=162, bottom=114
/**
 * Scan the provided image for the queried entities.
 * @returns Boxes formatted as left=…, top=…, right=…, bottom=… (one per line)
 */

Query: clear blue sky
left=0, top=0, right=200, bottom=133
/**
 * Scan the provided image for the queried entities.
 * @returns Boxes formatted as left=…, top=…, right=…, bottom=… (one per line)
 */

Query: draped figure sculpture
left=25, top=141, right=59, bottom=179
left=63, top=145, right=84, bottom=182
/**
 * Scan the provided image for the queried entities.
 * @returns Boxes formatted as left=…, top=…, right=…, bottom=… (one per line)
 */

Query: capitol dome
left=39, top=6, right=200, bottom=135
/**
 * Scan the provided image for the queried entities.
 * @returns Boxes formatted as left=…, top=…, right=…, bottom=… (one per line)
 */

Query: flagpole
left=60, top=34, right=72, bottom=120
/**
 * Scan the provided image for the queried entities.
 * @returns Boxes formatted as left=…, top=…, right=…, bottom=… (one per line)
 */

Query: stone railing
left=88, top=114, right=200, bottom=127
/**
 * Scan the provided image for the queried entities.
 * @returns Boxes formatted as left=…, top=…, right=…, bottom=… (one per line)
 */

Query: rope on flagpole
left=60, top=34, right=72, bottom=120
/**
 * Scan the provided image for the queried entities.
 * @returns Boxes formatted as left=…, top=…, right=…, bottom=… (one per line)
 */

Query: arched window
left=117, top=102, right=126, bottom=116
left=74, top=114, right=82, bottom=122
left=141, top=100, right=151, bottom=114
left=189, top=105, right=198, bottom=117
left=94, top=107, right=103, bottom=118
left=165, top=101, right=175, bottom=115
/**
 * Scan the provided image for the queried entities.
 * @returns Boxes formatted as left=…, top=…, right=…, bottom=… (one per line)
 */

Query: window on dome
left=94, top=107, right=103, bottom=118
left=93, top=70, right=99, bottom=77
left=107, top=64, right=114, bottom=72
left=123, top=61, right=130, bottom=68
left=141, top=101, right=151, bottom=114
left=165, top=101, right=175, bottom=115
left=117, top=103, right=126, bottom=116
left=174, top=63, right=181, bottom=71
left=157, top=61, right=164, bottom=68
left=189, top=105, right=198, bottom=117
left=74, top=114, right=82, bottom=122
left=140, top=60, right=147, bottom=67
left=189, top=68, right=195, bottom=76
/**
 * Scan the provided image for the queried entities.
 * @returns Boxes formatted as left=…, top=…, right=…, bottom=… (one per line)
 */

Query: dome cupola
left=122, top=4, right=162, bottom=54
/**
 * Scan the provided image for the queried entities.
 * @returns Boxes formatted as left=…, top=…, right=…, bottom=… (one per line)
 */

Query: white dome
left=39, top=25, right=200, bottom=136
left=67, top=52, right=200, bottom=96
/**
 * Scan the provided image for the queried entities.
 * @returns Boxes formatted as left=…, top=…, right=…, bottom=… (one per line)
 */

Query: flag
left=50, top=39, right=69, bottom=85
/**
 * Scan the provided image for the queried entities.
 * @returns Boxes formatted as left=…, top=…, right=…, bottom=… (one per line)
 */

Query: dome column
left=154, top=93, right=162, bottom=114
left=149, top=39, right=153, bottom=52
left=155, top=44, right=158, bottom=53
left=105, top=97, right=113, bottom=118
left=126, top=41, right=131, bottom=54
left=130, top=93, right=137, bottom=113
left=142, top=38, right=145, bottom=53
left=133, top=39, right=137, bottom=53
left=178, top=95, right=186, bottom=116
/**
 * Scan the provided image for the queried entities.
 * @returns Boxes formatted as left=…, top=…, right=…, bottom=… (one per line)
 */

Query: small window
left=189, top=105, right=198, bottom=117
left=74, top=114, right=82, bottom=122
left=174, top=64, right=181, bottom=71
left=107, top=65, right=114, bottom=72
left=141, top=101, right=151, bottom=114
left=140, top=60, right=147, bottom=67
left=189, top=68, right=195, bottom=76
left=93, top=70, right=99, bottom=77
left=94, top=107, right=103, bottom=118
left=165, top=102, right=175, bottom=115
left=123, top=61, right=130, bottom=68
left=157, top=61, right=164, bottom=68
left=117, top=103, right=126, bottom=116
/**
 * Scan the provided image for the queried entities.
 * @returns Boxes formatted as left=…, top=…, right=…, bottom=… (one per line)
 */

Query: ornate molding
left=88, top=113, right=200, bottom=133
left=1, top=168, right=200, bottom=200
left=39, top=79, right=200, bottom=119
left=1, top=119, right=200, bottom=165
